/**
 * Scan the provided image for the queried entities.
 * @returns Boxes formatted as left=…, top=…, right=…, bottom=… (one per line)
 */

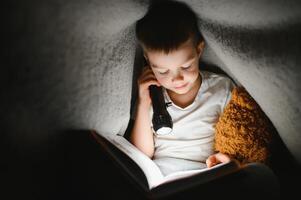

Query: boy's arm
left=130, top=101, right=155, bottom=158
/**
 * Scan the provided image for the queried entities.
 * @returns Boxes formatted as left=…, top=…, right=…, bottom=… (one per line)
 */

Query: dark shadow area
left=4, top=128, right=298, bottom=200
left=268, top=124, right=301, bottom=199
left=156, top=168, right=280, bottom=200
left=2, top=130, right=146, bottom=200
left=124, top=45, right=144, bottom=140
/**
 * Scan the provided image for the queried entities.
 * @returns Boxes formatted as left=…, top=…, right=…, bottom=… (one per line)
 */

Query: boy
left=130, top=0, right=233, bottom=175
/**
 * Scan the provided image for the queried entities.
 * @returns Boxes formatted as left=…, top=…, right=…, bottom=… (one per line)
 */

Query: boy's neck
left=167, top=73, right=202, bottom=109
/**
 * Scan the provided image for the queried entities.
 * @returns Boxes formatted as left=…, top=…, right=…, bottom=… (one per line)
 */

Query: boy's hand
left=137, top=66, right=161, bottom=107
left=206, top=152, right=231, bottom=168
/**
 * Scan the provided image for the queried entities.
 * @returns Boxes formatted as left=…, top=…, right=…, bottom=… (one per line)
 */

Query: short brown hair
left=136, top=0, right=203, bottom=54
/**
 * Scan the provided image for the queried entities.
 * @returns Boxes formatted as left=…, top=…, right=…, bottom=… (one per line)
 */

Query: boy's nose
left=171, top=72, right=184, bottom=82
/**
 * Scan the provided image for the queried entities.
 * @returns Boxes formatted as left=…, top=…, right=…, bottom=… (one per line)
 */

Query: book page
left=160, top=162, right=229, bottom=185
left=100, top=133, right=238, bottom=190
left=106, top=134, right=165, bottom=189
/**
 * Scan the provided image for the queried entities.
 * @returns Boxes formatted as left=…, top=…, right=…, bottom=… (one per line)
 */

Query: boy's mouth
left=174, top=83, right=188, bottom=89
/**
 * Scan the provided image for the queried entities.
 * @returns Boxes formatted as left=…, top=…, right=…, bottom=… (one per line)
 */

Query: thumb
left=206, top=155, right=217, bottom=168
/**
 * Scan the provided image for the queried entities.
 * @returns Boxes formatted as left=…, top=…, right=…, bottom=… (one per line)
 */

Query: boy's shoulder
left=201, top=70, right=234, bottom=87
left=200, top=70, right=235, bottom=110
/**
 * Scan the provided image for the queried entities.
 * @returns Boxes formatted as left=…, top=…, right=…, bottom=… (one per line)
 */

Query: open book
left=91, top=130, right=240, bottom=192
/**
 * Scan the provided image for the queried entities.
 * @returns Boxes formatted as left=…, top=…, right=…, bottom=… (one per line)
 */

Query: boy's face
left=144, top=39, right=204, bottom=95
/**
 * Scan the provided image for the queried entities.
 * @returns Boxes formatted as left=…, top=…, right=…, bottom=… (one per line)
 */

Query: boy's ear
left=143, top=53, right=150, bottom=66
left=143, top=53, right=148, bottom=61
left=143, top=53, right=150, bottom=64
left=197, top=41, right=205, bottom=58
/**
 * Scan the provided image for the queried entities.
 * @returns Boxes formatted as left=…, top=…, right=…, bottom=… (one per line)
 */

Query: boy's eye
left=182, top=65, right=191, bottom=70
left=158, top=70, right=168, bottom=75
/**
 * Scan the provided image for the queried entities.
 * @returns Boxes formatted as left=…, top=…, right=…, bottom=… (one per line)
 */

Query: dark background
left=2, top=0, right=301, bottom=199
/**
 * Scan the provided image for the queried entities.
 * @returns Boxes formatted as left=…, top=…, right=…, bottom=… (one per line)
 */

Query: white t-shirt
left=130, top=71, right=234, bottom=175
left=150, top=71, right=234, bottom=176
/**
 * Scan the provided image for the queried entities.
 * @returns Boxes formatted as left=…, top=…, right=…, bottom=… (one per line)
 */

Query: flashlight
left=149, top=85, right=173, bottom=135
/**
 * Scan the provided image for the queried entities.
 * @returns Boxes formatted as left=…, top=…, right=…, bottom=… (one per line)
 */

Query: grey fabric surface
left=3, top=0, right=301, bottom=165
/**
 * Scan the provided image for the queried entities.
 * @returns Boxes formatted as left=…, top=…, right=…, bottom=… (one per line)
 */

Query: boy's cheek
left=157, top=77, right=170, bottom=88
left=154, top=75, right=165, bottom=83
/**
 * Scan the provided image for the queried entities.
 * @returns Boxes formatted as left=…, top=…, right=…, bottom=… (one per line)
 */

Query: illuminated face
left=144, top=39, right=204, bottom=95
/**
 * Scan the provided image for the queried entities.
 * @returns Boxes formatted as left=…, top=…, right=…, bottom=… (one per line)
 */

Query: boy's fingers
left=138, top=76, right=157, bottom=86
left=215, top=152, right=231, bottom=163
left=205, top=159, right=211, bottom=168
left=141, top=65, right=152, bottom=74
left=139, top=69, right=155, bottom=81
left=140, top=72, right=156, bottom=81
left=140, top=80, right=161, bottom=89
left=139, top=73, right=160, bottom=86
left=145, top=79, right=161, bottom=87
left=206, top=155, right=217, bottom=168
left=206, top=153, right=231, bottom=168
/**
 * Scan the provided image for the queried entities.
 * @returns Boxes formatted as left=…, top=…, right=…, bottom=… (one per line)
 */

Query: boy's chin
left=169, top=87, right=190, bottom=95
left=174, top=90, right=189, bottom=95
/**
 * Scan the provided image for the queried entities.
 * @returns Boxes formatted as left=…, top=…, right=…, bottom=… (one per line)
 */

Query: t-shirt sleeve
left=221, top=77, right=236, bottom=112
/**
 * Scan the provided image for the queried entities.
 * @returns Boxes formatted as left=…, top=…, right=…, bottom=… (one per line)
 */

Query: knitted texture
left=214, top=87, right=273, bottom=164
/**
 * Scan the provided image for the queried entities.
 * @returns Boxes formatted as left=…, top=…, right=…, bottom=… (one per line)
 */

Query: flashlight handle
left=149, top=85, right=173, bottom=134
left=149, top=85, right=167, bottom=115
